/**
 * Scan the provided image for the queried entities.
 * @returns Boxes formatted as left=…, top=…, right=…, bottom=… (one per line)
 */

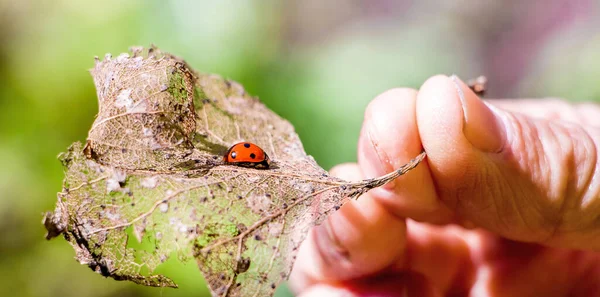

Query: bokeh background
left=1, top=0, right=600, bottom=296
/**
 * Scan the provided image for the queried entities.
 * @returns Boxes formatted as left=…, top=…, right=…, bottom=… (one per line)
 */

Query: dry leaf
left=43, top=46, right=426, bottom=297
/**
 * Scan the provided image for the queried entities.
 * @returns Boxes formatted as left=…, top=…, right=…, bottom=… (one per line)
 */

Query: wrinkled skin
left=290, top=75, right=600, bottom=297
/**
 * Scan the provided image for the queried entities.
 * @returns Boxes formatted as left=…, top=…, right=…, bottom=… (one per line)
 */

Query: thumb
left=416, top=75, right=600, bottom=250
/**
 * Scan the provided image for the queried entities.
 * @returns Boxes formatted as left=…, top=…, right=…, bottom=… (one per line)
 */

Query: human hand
left=289, top=75, right=600, bottom=296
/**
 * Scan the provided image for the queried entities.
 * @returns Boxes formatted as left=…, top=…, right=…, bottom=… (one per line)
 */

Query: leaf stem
left=347, top=150, right=427, bottom=198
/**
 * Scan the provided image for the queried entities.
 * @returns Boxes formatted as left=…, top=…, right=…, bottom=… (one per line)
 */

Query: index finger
left=357, top=88, right=455, bottom=223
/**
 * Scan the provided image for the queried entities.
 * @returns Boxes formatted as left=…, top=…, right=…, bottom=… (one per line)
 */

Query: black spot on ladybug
left=231, top=151, right=237, bottom=159
left=243, top=143, right=251, bottom=148
left=254, top=234, right=262, bottom=241
left=249, top=153, right=256, bottom=159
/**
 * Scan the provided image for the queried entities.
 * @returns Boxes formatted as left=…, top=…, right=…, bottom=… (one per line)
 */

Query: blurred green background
left=1, top=0, right=599, bottom=296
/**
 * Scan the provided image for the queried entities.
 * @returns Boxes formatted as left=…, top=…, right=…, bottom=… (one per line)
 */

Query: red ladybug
left=223, top=142, right=270, bottom=169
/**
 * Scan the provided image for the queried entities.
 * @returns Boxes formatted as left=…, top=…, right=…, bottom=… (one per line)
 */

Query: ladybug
left=223, top=142, right=270, bottom=169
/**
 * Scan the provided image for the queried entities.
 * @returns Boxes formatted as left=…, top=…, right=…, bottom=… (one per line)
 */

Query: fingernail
left=313, top=219, right=351, bottom=267
left=450, top=75, right=506, bottom=153
left=358, top=124, right=395, bottom=189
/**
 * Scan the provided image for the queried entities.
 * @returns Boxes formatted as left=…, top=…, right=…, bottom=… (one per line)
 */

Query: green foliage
left=1, top=1, right=599, bottom=297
